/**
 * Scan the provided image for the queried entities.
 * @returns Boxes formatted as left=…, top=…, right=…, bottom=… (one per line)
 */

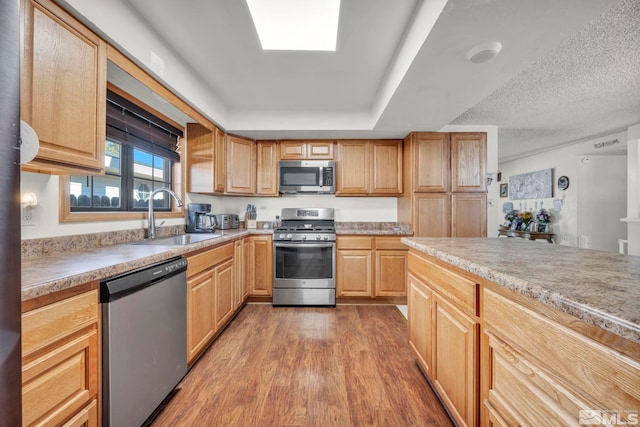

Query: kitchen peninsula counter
left=401, top=237, right=640, bottom=345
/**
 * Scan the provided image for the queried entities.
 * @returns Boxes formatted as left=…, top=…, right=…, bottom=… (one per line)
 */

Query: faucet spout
left=148, top=188, right=183, bottom=239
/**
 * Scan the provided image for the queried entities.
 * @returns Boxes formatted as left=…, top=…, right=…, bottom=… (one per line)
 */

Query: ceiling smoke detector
left=466, top=41, right=502, bottom=64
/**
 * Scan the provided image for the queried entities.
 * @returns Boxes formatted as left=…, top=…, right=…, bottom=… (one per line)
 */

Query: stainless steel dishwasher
left=100, top=257, right=188, bottom=427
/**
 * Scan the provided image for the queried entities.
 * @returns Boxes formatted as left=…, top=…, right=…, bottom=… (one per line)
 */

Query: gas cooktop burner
left=274, top=208, right=336, bottom=242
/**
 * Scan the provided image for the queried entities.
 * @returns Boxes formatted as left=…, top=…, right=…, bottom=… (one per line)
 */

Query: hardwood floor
left=152, top=304, right=453, bottom=427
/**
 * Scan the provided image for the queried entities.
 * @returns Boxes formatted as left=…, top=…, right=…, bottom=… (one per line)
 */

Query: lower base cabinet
left=408, top=250, right=640, bottom=427
left=21, top=288, right=99, bottom=427
left=337, top=236, right=408, bottom=298
left=186, top=243, right=237, bottom=364
left=249, top=235, right=273, bottom=296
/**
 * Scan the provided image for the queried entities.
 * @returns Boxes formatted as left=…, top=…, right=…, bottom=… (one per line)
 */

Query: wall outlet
left=22, top=206, right=35, bottom=226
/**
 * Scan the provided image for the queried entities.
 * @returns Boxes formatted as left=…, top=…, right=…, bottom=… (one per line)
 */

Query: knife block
left=244, top=218, right=256, bottom=229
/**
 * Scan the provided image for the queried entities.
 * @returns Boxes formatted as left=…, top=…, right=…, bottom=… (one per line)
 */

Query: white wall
left=624, top=124, right=640, bottom=256
left=499, top=130, right=628, bottom=248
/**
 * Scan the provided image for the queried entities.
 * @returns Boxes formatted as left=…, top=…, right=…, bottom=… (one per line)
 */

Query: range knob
left=286, top=234, right=293, bottom=239
left=323, top=235, right=329, bottom=241
left=301, top=235, right=307, bottom=240
left=278, top=234, right=285, bottom=239
left=316, top=235, right=321, bottom=240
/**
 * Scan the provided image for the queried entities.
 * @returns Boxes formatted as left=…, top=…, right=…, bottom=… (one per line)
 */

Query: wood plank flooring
left=152, top=304, right=453, bottom=427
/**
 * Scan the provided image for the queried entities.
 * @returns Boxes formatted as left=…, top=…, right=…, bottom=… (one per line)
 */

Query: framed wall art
left=508, top=168, right=553, bottom=200
left=500, top=183, right=508, bottom=198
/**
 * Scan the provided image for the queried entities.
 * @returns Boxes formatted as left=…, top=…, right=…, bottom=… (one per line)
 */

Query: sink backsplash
left=21, top=226, right=182, bottom=259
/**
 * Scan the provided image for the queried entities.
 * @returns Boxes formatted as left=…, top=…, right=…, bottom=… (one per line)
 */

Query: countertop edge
left=401, top=237, right=640, bottom=345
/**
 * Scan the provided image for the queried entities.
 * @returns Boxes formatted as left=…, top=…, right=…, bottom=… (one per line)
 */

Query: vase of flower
left=535, top=208, right=551, bottom=233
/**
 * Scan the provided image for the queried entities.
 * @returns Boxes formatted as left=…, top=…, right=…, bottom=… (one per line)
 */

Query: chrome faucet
left=147, top=188, right=183, bottom=239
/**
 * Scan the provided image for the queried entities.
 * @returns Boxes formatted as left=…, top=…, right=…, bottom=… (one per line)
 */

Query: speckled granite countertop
left=21, top=229, right=265, bottom=302
left=401, top=237, right=640, bottom=344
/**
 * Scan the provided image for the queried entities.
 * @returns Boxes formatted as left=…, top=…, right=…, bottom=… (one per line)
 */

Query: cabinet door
left=187, top=123, right=216, bottom=193
left=21, top=0, right=106, bottom=174
left=432, top=294, right=479, bottom=427
left=452, top=193, right=486, bottom=237
left=62, top=399, right=98, bottom=427
left=233, top=239, right=244, bottom=310
left=250, top=236, right=273, bottom=296
left=226, top=134, right=256, bottom=194
left=413, top=133, right=450, bottom=192
left=375, top=250, right=407, bottom=296
left=214, top=259, right=235, bottom=331
left=336, top=140, right=370, bottom=195
left=279, top=141, right=306, bottom=159
left=257, top=141, right=278, bottom=196
left=336, top=250, right=372, bottom=296
left=307, top=141, right=334, bottom=159
left=213, top=127, right=226, bottom=193
left=243, top=238, right=251, bottom=300
left=451, top=133, right=486, bottom=192
left=414, top=193, right=450, bottom=237
left=371, top=140, right=403, bottom=195
left=408, top=274, right=433, bottom=375
left=187, top=269, right=216, bottom=363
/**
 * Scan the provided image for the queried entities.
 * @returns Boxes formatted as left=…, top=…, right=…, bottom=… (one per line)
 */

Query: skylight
left=246, top=0, right=340, bottom=51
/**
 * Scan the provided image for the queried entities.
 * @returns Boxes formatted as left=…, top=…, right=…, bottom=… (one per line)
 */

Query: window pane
left=93, top=175, right=121, bottom=208
left=133, top=178, right=152, bottom=209
left=105, top=140, right=121, bottom=175
left=153, top=156, right=170, bottom=182
left=70, top=176, right=90, bottom=207
left=133, top=148, right=154, bottom=180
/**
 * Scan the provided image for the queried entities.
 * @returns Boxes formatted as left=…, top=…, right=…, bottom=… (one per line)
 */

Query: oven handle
left=274, top=242, right=335, bottom=249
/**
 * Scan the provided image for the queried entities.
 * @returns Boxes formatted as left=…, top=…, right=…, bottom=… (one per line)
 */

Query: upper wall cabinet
left=335, top=140, right=402, bottom=196
left=279, top=140, right=334, bottom=160
left=226, top=134, right=256, bottom=195
left=451, top=133, right=487, bottom=192
left=21, top=0, right=106, bottom=175
left=186, top=123, right=225, bottom=194
left=411, top=133, right=450, bottom=193
left=256, top=141, right=278, bottom=196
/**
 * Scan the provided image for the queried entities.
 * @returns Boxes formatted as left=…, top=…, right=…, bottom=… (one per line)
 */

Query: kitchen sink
left=131, top=233, right=221, bottom=246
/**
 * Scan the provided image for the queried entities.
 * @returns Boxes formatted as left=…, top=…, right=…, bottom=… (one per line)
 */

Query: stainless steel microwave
left=278, top=160, right=335, bottom=194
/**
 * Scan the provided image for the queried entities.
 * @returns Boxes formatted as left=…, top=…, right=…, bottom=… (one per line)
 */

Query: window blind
left=106, top=89, right=183, bottom=162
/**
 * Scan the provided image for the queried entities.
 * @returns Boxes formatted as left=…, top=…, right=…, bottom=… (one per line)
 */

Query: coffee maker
left=186, top=203, right=218, bottom=233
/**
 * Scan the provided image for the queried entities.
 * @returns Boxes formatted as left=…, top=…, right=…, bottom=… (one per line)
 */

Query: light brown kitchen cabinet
left=243, top=238, right=251, bottom=300
left=279, top=140, right=334, bottom=159
left=233, top=238, right=249, bottom=310
left=335, top=140, right=403, bottom=195
left=451, top=133, right=487, bottom=192
left=337, top=236, right=407, bottom=298
left=482, top=285, right=640, bottom=426
left=407, top=251, right=479, bottom=427
left=249, top=235, right=273, bottom=296
left=408, top=274, right=433, bottom=376
left=186, top=243, right=234, bottom=364
left=398, top=132, right=486, bottom=237
left=186, top=123, right=225, bottom=194
left=21, top=0, right=106, bottom=175
left=412, top=193, right=450, bottom=238
left=226, top=134, right=256, bottom=194
left=432, top=293, right=479, bottom=427
left=213, top=259, right=234, bottom=330
left=337, top=236, right=373, bottom=297
left=256, top=141, right=278, bottom=196
left=451, top=193, right=486, bottom=237
left=21, top=288, right=99, bottom=427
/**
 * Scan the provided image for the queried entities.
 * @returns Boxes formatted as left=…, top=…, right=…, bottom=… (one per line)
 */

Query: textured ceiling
left=452, top=0, right=640, bottom=162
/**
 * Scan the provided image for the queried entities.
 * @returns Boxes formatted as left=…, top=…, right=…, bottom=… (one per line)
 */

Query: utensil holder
left=245, top=218, right=256, bottom=229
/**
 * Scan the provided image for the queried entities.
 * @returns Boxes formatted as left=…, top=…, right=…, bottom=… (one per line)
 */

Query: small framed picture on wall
left=500, top=183, right=508, bottom=198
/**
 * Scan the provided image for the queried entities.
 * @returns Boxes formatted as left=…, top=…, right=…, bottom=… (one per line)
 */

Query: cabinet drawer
left=22, top=290, right=98, bottom=357
left=408, top=253, right=478, bottom=317
left=62, top=399, right=97, bottom=427
left=187, top=242, right=234, bottom=277
left=22, top=329, right=98, bottom=427
left=337, top=236, right=373, bottom=250
left=375, top=236, right=408, bottom=250
left=484, top=288, right=640, bottom=415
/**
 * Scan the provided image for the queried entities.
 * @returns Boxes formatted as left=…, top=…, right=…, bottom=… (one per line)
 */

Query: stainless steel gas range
left=273, top=208, right=336, bottom=306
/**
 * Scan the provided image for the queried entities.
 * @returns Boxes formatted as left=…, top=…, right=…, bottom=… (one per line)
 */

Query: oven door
left=273, top=242, right=335, bottom=289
